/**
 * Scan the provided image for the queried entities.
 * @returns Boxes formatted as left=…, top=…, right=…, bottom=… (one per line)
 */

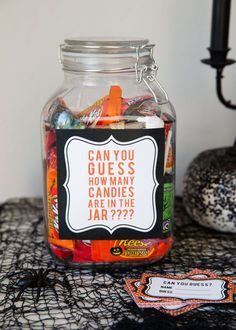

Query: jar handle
left=135, top=46, right=169, bottom=104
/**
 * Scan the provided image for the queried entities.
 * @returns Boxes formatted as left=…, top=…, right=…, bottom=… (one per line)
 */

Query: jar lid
left=60, top=37, right=155, bottom=72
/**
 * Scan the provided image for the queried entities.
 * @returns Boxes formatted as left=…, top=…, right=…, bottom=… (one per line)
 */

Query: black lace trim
left=0, top=198, right=235, bottom=329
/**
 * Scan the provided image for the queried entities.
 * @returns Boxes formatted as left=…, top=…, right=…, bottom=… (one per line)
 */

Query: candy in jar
left=41, top=38, right=176, bottom=267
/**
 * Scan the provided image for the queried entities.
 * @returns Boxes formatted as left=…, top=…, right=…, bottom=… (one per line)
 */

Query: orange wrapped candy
left=77, top=85, right=122, bottom=127
left=47, top=139, right=75, bottom=251
left=91, top=238, right=172, bottom=263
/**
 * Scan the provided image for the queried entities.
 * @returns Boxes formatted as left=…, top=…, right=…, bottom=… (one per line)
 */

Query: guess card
left=136, top=269, right=234, bottom=306
left=124, top=278, right=202, bottom=316
left=124, top=269, right=235, bottom=316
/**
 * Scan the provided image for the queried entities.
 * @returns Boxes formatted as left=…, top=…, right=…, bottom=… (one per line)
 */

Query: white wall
left=0, top=0, right=235, bottom=201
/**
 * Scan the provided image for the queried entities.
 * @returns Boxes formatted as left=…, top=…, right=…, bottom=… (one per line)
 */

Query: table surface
left=0, top=198, right=235, bottom=330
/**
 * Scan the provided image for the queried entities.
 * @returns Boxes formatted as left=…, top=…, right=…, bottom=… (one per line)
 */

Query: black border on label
left=57, top=128, right=165, bottom=240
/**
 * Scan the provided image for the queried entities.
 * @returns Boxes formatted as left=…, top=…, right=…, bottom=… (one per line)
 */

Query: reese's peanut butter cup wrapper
left=91, top=239, right=172, bottom=262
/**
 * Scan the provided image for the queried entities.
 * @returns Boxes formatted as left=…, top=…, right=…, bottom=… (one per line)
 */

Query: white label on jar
left=63, top=135, right=158, bottom=234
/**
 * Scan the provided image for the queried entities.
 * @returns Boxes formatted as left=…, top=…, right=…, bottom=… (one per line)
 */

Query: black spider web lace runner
left=0, top=198, right=235, bottom=329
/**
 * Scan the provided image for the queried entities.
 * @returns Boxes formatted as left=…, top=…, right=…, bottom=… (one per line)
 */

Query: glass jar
left=41, top=38, right=176, bottom=267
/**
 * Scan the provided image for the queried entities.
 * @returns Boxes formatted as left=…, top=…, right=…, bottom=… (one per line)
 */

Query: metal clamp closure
left=135, top=46, right=168, bottom=104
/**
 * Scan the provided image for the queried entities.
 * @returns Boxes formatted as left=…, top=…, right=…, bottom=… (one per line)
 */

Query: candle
left=210, top=0, right=231, bottom=50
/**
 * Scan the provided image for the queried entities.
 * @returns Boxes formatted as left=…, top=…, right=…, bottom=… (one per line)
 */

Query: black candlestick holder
left=202, top=48, right=236, bottom=110
left=202, top=0, right=236, bottom=110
